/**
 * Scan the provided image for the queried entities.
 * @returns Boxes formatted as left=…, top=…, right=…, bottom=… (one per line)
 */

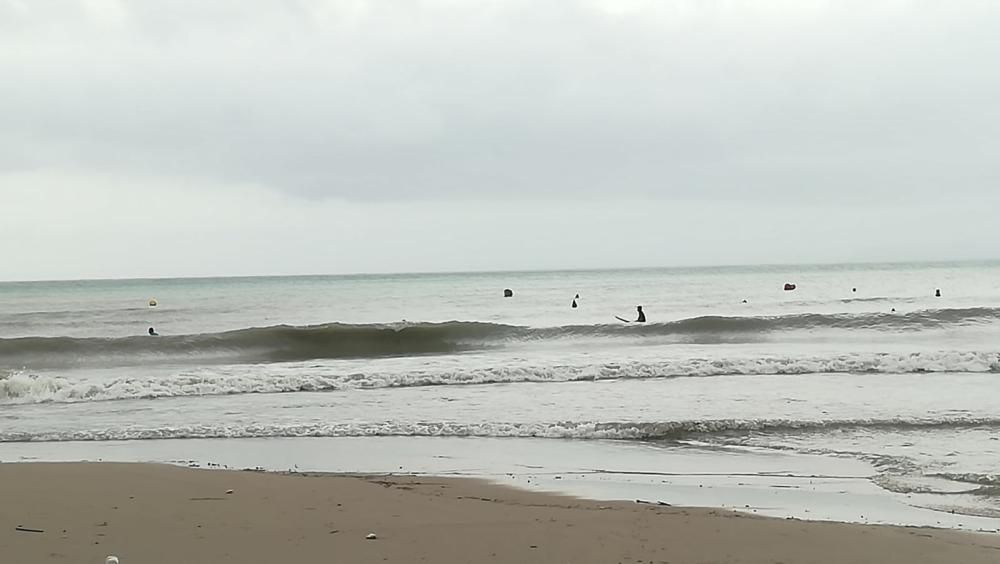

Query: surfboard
left=614, top=316, right=630, bottom=323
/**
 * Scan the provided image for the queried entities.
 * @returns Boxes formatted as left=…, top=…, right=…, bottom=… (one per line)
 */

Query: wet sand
left=2, top=462, right=998, bottom=564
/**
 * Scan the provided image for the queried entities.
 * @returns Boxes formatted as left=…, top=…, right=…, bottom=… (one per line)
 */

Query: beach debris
left=225, top=489, right=234, bottom=494
left=634, top=499, right=671, bottom=506
left=366, top=532, right=378, bottom=540
left=106, top=556, right=120, bottom=564
left=15, top=525, right=44, bottom=533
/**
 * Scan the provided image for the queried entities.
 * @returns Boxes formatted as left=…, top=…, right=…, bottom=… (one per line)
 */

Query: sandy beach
left=2, top=463, right=998, bottom=564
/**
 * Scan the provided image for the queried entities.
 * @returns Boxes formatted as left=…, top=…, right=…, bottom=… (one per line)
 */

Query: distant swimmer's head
left=503, top=288, right=513, bottom=298
left=742, top=299, right=748, bottom=304
left=148, top=327, right=158, bottom=336
left=852, top=288, right=857, bottom=293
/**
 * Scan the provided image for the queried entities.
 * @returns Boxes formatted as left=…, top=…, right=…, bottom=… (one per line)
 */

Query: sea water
left=1, top=262, right=999, bottom=521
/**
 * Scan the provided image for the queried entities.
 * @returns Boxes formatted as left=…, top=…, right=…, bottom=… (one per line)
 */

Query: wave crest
left=3, top=307, right=1000, bottom=368
left=3, top=350, right=999, bottom=405
left=3, top=416, right=997, bottom=443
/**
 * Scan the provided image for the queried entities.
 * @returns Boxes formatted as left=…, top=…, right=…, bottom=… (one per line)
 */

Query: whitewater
left=1, top=261, right=999, bottom=523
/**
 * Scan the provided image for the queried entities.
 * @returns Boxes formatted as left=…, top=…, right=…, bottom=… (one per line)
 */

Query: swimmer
left=148, top=327, right=158, bottom=336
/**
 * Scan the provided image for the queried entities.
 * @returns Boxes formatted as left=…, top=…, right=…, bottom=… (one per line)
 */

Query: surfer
left=148, top=327, right=158, bottom=336
left=572, top=294, right=579, bottom=308
left=617, top=306, right=646, bottom=323
left=935, top=288, right=941, bottom=297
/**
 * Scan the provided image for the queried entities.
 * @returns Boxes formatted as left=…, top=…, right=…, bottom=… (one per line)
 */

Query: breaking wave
left=3, top=307, right=1000, bottom=368
left=2, top=416, right=998, bottom=443
left=3, top=350, right=999, bottom=405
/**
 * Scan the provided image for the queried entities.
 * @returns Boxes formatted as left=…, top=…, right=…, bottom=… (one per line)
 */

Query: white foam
left=2, top=350, right=998, bottom=405
left=4, top=416, right=998, bottom=443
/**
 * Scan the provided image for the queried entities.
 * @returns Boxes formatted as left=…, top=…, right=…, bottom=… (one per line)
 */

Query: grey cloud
left=3, top=1, right=1000, bottom=203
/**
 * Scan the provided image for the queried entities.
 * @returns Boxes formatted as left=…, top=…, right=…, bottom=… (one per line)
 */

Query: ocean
left=2, top=262, right=999, bottom=527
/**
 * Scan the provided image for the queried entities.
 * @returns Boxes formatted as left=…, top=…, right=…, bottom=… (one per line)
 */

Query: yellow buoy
left=148, top=298, right=158, bottom=307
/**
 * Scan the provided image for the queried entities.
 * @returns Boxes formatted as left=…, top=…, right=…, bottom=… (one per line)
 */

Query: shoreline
left=3, top=462, right=1000, bottom=564
left=3, top=436, right=1000, bottom=532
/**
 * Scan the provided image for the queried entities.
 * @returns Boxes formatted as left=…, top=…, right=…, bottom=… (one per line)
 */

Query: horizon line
left=1, top=258, right=998, bottom=285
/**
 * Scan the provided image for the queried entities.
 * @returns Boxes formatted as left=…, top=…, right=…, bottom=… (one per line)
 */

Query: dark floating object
left=783, top=283, right=797, bottom=291
left=15, top=526, right=44, bottom=533
left=634, top=499, right=671, bottom=506
left=503, top=289, right=513, bottom=298
left=935, top=288, right=941, bottom=297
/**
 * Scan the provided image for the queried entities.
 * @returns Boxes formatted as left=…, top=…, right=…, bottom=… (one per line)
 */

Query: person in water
left=935, top=288, right=942, bottom=297
left=635, top=305, right=646, bottom=323
left=148, top=327, right=158, bottom=336
left=572, top=293, right=579, bottom=308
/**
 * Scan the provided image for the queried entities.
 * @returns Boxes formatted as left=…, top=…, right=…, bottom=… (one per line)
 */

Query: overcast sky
left=3, top=0, right=1000, bottom=280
